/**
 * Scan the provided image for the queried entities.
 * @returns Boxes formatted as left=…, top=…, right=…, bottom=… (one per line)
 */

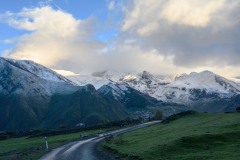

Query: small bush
left=236, top=107, right=240, bottom=113
left=154, top=110, right=163, bottom=120
left=162, top=111, right=196, bottom=123
left=0, top=135, right=8, bottom=141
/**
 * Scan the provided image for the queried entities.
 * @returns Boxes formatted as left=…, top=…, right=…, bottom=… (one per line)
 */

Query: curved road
left=39, top=121, right=160, bottom=160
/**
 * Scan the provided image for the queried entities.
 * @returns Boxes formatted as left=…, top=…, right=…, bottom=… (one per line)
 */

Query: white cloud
left=2, top=6, right=104, bottom=68
left=2, top=39, right=13, bottom=44
left=108, top=1, right=115, bottom=10
left=1, top=2, right=240, bottom=79
left=95, top=44, right=179, bottom=74
left=121, top=0, right=168, bottom=33
left=137, top=22, right=160, bottom=36
left=161, top=0, right=225, bottom=27
left=121, top=0, right=240, bottom=35
left=7, top=6, right=81, bottom=36
left=38, top=0, right=54, bottom=7
left=120, top=0, right=240, bottom=78
left=122, top=0, right=240, bottom=34
left=54, top=69, right=79, bottom=76
left=2, top=6, right=180, bottom=75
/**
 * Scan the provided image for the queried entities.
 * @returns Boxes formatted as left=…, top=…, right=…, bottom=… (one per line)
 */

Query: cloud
left=1, top=2, right=240, bottom=79
left=2, top=6, right=104, bottom=68
left=93, top=43, right=180, bottom=75
left=7, top=6, right=80, bottom=35
left=108, top=1, right=115, bottom=10
left=161, top=0, right=225, bottom=27
left=38, top=0, right=54, bottom=7
left=1, top=5, right=179, bottom=75
left=54, top=69, right=79, bottom=76
left=121, top=0, right=240, bottom=71
left=122, top=0, right=239, bottom=32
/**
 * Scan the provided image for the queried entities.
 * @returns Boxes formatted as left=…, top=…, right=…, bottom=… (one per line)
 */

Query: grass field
left=0, top=128, right=110, bottom=160
left=101, top=113, right=240, bottom=160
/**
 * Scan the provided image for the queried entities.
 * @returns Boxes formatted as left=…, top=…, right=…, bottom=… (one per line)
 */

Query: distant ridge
left=0, top=58, right=159, bottom=131
left=68, top=70, right=240, bottom=113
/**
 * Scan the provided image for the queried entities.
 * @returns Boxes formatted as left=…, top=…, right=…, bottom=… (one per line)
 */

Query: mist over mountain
left=1, top=1, right=240, bottom=159
left=68, top=70, right=240, bottom=113
left=0, top=57, right=240, bottom=131
left=0, top=58, right=161, bottom=131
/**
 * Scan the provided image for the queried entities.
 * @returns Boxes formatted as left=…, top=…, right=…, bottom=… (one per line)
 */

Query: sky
left=0, top=0, right=240, bottom=79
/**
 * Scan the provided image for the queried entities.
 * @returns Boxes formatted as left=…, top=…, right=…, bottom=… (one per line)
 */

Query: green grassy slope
left=0, top=128, right=108, bottom=160
left=101, top=113, right=240, bottom=160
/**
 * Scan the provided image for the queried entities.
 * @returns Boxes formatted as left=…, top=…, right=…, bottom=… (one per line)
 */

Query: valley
left=0, top=57, right=240, bottom=131
left=0, top=57, right=240, bottom=160
left=101, top=112, right=240, bottom=160
left=1, top=1, right=239, bottom=159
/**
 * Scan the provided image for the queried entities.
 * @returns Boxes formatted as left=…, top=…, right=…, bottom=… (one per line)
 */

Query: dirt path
left=39, top=121, right=161, bottom=160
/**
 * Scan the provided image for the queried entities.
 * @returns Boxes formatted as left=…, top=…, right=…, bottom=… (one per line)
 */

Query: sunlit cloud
left=54, top=69, right=79, bottom=76
left=120, top=0, right=240, bottom=78
left=0, top=1, right=240, bottom=79
left=2, top=6, right=104, bottom=68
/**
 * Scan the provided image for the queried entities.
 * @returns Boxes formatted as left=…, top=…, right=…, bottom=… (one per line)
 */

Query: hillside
left=0, top=57, right=78, bottom=130
left=101, top=112, right=240, bottom=160
left=68, top=70, right=240, bottom=113
left=1, top=57, right=239, bottom=131
left=0, top=57, right=160, bottom=131
left=41, top=84, right=129, bottom=128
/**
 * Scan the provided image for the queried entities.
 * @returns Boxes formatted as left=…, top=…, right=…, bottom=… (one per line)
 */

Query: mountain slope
left=102, top=113, right=240, bottom=160
left=98, top=82, right=159, bottom=110
left=41, top=84, right=129, bottom=128
left=0, top=58, right=126, bottom=130
left=69, top=70, right=240, bottom=113
left=160, top=71, right=240, bottom=112
left=0, top=57, right=80, bottom=130
left=0, top=58, right=159, bottom=130
left=1, top=57, right=239, bottom=130
left=2, top=58, right=74, bottom=84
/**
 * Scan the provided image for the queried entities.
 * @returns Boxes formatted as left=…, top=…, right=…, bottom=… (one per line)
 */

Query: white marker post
left=45, top=137, right=49, bottom=150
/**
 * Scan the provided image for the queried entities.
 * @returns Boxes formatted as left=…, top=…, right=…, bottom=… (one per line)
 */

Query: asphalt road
left=39, top=121, right=161, bottom=160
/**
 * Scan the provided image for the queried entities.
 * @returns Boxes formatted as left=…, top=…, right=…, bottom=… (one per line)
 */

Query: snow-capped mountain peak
left=141, top=70, right=153, bottom=79
left=68, top=70, right=240, bottom=111
left=175, top=70, right=214, bottom=82
left=1, top=57, right=74, bottom=84
left=172, top=70, right=240, bottom=93
left=91, top=70, right=129, bottom=82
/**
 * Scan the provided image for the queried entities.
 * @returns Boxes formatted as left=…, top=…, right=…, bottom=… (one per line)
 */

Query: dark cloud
left=122, top=0, right=240, bottom=68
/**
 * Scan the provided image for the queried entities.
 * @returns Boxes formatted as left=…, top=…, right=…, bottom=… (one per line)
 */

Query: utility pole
left=45, top=137, right=49, bottom=150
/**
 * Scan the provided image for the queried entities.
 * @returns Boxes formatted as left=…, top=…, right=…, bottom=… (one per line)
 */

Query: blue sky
left=0, top=0, right=121, bottom=55
left=0, top=0, right=239, bottom=78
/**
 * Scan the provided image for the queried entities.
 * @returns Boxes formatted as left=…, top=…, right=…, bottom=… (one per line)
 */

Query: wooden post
left=45, top=137, right=48, bottom=150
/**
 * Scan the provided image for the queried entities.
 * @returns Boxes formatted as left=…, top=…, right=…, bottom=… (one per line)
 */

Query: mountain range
left=68, top=70, right=240, bottom=113
left=0, top=58, right=159, bottom=130
left=0, top=57, right=239, bottom=131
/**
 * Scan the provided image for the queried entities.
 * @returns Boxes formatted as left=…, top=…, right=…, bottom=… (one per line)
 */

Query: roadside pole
left=45, top=137, right=49, bottom=150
